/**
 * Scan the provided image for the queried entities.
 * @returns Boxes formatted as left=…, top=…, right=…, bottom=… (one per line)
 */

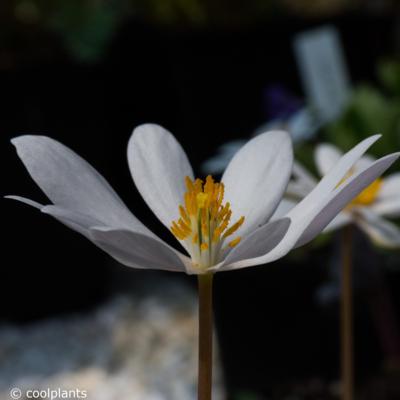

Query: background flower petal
left=322, top=212, right=352, bottom=232
left=315, top=143, right=342, bottom=176
left=270, top=198, right=297, bottom=220
left=369, top=198, right=400, bottom=217
left=377, top=172, right=400, bottom=199
left=128, top=124, right=194, bottom=231
left=221, top=130, right=293, bottom=237
left=371, top=172, right=400, bottom=216
left=357, top=208, right=400, bottom=248
left=355, top=154, right=376, bottom=171
left=286, top=161, right=318, bottom=198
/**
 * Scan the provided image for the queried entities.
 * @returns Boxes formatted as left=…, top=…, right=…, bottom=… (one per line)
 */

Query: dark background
left=1, top=2, right=400, bottom=398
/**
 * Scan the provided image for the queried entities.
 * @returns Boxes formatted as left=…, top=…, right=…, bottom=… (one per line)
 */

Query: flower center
left=170, top=175, right=245, bottom=270
left=337, top=170, right=382, bottom=208
left=350, top=178, right=382, bottom=207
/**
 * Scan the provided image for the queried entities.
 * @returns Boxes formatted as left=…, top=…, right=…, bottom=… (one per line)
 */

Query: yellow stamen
left=194, top=178, right=203, bottom=193
left=171, top=221, right=187, bottom=240
left=222, top=216, right=245, bottom=239
left=179, top=205, right=191, bottom=225
left=218, top=209, right=232, bottom=233
left=185, top=176, right=194, bottom=191
left=197, top=192, right=209, bottom=209
left=204, top=175, right=214, bottom=194
left=228, top=237, right=241, bottom=248
left=178, top=218, right=191, bottom=235
left=170, top=175, right=245, bottom=269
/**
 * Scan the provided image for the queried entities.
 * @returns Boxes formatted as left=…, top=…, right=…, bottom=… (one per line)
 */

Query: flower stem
left=198, top=272, right=214, bottom=400
left=341, top=225, right=354, bottom=400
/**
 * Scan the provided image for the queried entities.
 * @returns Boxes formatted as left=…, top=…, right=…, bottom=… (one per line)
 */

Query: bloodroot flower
left=6, top=125, right=399, bottom=273
left=6, top=124, right=399, bottom=400
left=283, top=143, right=400, bottom=248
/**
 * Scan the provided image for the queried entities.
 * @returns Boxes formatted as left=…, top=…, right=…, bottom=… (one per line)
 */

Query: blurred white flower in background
left=276, top=143, right=400, bottom=247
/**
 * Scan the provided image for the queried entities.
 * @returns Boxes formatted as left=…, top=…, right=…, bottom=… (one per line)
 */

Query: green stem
left=341, top=225, right=354, bottom=400
left=198, top=273, right=214, bottom=400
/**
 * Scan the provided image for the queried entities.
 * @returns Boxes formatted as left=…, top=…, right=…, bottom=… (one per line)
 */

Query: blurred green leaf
left=323, top=84, right=400, bottom=162
left=378, top=59, right=400, bottom=96
left=233, top=392, right=262, bottom=400
left=47, top=0, right=125, bottom=62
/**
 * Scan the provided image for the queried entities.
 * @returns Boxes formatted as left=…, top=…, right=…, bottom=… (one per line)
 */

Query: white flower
left=6, top=125, right=399, bottom=273
left=278, top=142, right=400, bottom=248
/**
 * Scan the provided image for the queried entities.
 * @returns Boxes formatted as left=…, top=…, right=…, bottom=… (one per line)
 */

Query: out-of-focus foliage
left=233, top=392, right=261, bottom=400
left=295, top=60, right=400, bottom=176
left=379, top=59, right=400, bottom=96
left=2, top=0, right=394, bottom=64
left=322, top=60, right=400, bottom=165
left=8, top=0, right=130, bottom=62
left=47, top=0, right=124, bottom=62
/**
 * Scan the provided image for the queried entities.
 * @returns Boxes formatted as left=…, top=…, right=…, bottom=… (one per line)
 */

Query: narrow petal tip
left=381, top=152, right=400, bottom=165
left=355, top=134, right=382, bottom=149
left=4, top=195, right=43, bottom=209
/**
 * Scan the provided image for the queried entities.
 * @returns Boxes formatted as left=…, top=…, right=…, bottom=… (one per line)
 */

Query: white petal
left=315, top=143, right=343, bottom=176
left=7, top=196, right=190, bottom=271
left=89, top=227, right=191, bottom=272
left=355, top=154, right=375, bottom=171
left=270, top=198, right=297, bottom=220
left=221, top=130, right=293, bottom=237
left=296, top=153, right=400, bottom=247
left=371, top=173, right=400, bottom=216
left=292, top=160, right=318, bottom=188
left=5, top=195, right=43, bottom=209
left=128, top=124, right=194, bottom=231
left=6, top=195, right=98, bottom=239
left=285, top=161, right=317, bottom=198
left=369, top=199, right=400, bottom=218
left=5, top=196, right=101, bottom=237
left=370, top=173, right=400, bottom=217
left=41, top=205, right=103, bottom=237
left=377, top=173, right=400, bottom=200
left=300, top=135, right=381, bottom=209
left=316, top=145, right=375, bottom=177
left=11, top=135, right=149, bottom=234
left=216, top=218, right=291, bottom=271
left=323, top=211, right=352, bottom=232
left=356, top=209, right=400, bottom=248
left=221, top=135, right=385, bottom=269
